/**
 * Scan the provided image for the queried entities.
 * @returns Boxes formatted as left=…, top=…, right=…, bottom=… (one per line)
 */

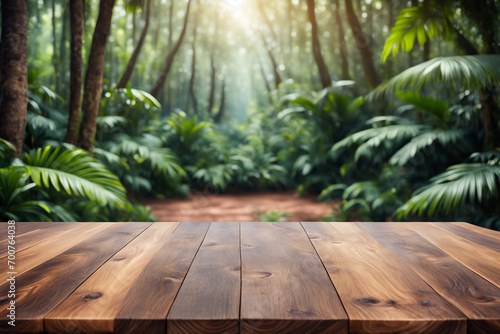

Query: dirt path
left=143, top=191, right=338, bottom=222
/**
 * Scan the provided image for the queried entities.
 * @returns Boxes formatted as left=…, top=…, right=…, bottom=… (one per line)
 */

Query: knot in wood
left=82, top=292, right=103, bottom=300
left=355, top=297, right=380, bottom=305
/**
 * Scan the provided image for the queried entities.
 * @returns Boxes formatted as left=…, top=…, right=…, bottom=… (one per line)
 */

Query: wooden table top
left=1, top=222, right=499, bottom=333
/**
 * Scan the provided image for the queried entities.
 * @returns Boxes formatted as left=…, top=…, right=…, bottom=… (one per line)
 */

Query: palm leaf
left=382, top=6, right=448, bottom=62
left=395, top=163, right=500, bottom=218
left=369, top=55, right=500, bottom=100
left=23, top=146, right=128, bottom=207
left=389, top=128, right=473, bottom=167
left=395, top=91, right=450, bottom=122
left=331, top=124, right=427, bottom=161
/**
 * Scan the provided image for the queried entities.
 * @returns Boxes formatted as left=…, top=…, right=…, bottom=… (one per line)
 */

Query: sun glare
left=221, top=0, right=246, bottom=17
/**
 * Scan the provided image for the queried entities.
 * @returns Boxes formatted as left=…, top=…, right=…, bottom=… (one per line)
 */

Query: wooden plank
left=167, top=222, right=240, bottom=334
left=432, top=222, right=500, bottom=253
left=409, top=223, right=500, bottom=288
left=0, top=222, right=150, bottom=333
left=113, top=222, right=210, bottom=334
left=357, top=222, right=500, bottom=333
left=454, top=222, right=500, bottom=239
left=0, top=222, right=84, bottom=258
left=302, top=222, right=465, bottom=334
left=45, top=222, right=180, bottom=333
left=0, top=223, right=113, bottom=277
left=240, top=222, right=347, bottom=334
left=0, top=222, right=63, bottom=237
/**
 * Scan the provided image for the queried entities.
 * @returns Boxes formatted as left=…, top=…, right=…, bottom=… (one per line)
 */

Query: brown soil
left=143, top=190, right=339, bottom=222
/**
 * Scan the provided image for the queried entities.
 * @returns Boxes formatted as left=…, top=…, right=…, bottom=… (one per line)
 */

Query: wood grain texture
left=45, top=222, right=180, bottom=334
left=3, top=222, right=65, bottom=237
left=409, top=223, right=500, bottom=288
left=167, top=222, right=240, bottom=334
left=356, top=222, right=500, bottom=333
left=0, top=222, right=150, bottom=333
left=0, top=222, right=88, bottom=258
left=0, top=223, right=113, bottom=278
left=432, top=222, right=500, bottom=253
left=454, top=222, right=500, bottom=239
left=302, top=222, right=466, bottom=334
left=240, top=222, right=347, bottom=334
left=113, top=222, right=210, bottom=334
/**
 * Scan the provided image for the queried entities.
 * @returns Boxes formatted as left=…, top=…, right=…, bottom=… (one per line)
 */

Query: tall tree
left=150, top=0, right=192, bottom=98
left=307, top=0, right=332, bottom=88
left=165, top=0, right=175, bottom=109
left=52, top=0, right=61, bottom=93
left=207, top=5, right=219, bottom=114
left=257, top=0, right=283, bottom=88
left=65, top=0, right=85, bottom=144
left=188, top=20, right=199, bottom=115
left=214, top=79, right=226, bottom=123
left=116, top=0, right=151, bottom=89
left=59, top=5, right=70, bottom=98
left=0, top=0, right=29, bottom=158
left=260, top=32, right=282, bottom=89
left=77, top=0, right=115, bottom=152
left=332, top=0, right=350, bottom=80
left=344, top=0, right=381, bottom=88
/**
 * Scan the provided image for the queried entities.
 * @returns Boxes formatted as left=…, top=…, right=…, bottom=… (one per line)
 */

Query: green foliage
left=0, top=139, right=16, bottom=167
left=0, top=168, right=54, bottom=221
left=334, top=167, right=409, bottom=222
left=382, top=6, right=448, bottom=62
left=24, top=146, right=128, bottom=207
left=370, top=55, right=500, bottom=100
left=255, top=208, right=291, bottom=222
left=0, top=144, right=147, bottom=222
left=395, top=162, right=500, bottom=223
left=278, top=85, right=368, bottom=191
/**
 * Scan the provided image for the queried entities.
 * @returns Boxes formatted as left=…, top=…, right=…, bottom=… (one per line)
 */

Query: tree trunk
left=59, top=5, right=70, bottom=99
left=150, top=0, right=192, bottom=98
left=188, top=20, right=198, bottom=115
left=207, top=5, right=219, bottom=114
left=77, top=0, right=115, bottom=152
left=208, top=56, right=217, bottom=113
left=214, top=79, right=226, bottom=123
left=165, top=0, right=175, bottom=110
left=260, top=32, right=282, bottom=89
left=344, top=0, right=381, bottom=88
left=259, top=61, right=272, bottom=95
left=0, top=0, right=28, bottom=158
left=116, top=0, right=151, bottom=89
left=132, top=10, right=137, bottom=45
left=480, top=89, right=500, bottom=150
left=52, top=0, right=60, bottom=93
left=333, top=0, right=350, bottom=80
left=65, top=0, right=84, bottom=145
left=307, top=0, right=331, bottom=88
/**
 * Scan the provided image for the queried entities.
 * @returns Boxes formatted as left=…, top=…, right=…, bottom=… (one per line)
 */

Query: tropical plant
left=0, top=144, right=155, bottom=222
left=255, top=208, right=291, bottom=222
left=278, top=83, right=368, bottom=191
left=370, top=55, right=500, bottom=100
left=333, top=92, right=479, bottom=181
left=395, top=159, right=500, bottom=230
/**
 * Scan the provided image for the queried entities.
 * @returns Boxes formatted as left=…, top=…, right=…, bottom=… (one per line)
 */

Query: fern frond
left=395, top=163, right=500, bottom=218
left=389, top=128, right=473, bottom=167
left=23, top=146, right=127, bottom=207
left=369, top=55, right=500, bottom=100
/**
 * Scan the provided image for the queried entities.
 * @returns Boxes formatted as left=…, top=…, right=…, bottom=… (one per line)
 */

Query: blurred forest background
left=0, top=0, right=499, bottom=228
